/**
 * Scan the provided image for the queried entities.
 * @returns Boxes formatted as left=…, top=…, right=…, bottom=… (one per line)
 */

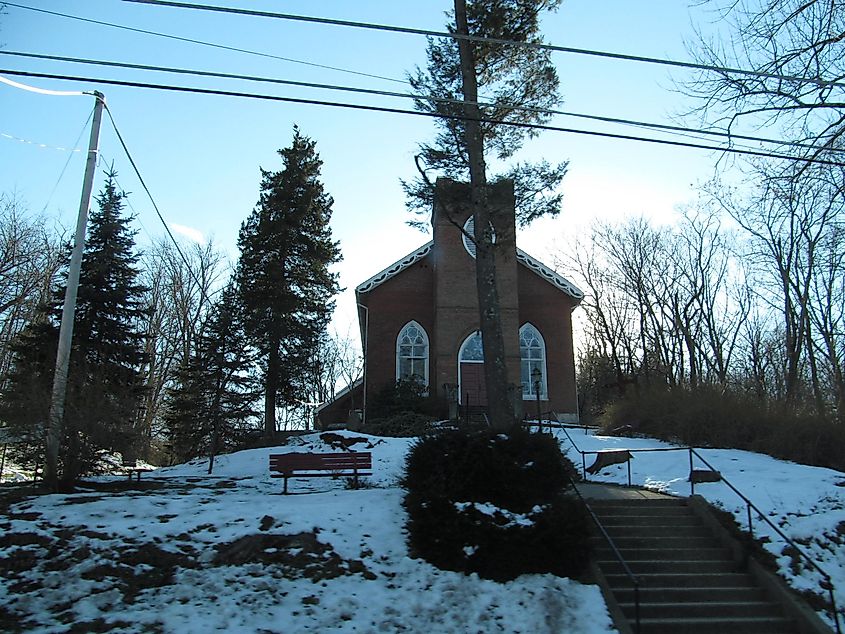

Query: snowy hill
left=1, top=428, right=842, bottom=632
left=0, top=431, right=614, bottom=633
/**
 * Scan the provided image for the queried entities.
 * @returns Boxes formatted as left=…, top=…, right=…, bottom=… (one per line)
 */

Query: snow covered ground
left=558, top=427, right=845, bottom=627
left=2, top=427, right=843, bottom=632
left=0, top=432, right=614, bottom=633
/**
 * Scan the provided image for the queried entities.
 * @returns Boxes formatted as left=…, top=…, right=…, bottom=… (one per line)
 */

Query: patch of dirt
left=74, top=542, right=199, bottom=604
left=319, top=433, right=373, bottom=450
left=83, top=479, right=168, bottom=493
left=66, top=618, right=152, bottom=634
left=0, top=532, right=54, bottom=549
left=6, top=511, right=40, bottom=521
left=214, top=531, right=376, bottom=581
left=259, top=515, right=275, bottom=531
left=61, top=496, right=108, bottom=505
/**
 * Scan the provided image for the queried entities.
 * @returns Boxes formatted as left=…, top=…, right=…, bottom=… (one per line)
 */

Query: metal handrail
left=568, top=478, right=641, bottom=634
left=689, top=448, right=842, bottom=634
left=559, top=428, right=842, bottom=633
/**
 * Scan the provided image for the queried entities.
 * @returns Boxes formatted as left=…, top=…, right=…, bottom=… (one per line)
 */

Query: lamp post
left=531, top=367, right=542, bottom=433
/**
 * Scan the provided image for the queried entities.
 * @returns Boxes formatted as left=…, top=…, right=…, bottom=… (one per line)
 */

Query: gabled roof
left=355, top=239, right=583, bottom=300
left=516, top=248, right=584, bottom=300
left=355, top=241, right=433, bottom=294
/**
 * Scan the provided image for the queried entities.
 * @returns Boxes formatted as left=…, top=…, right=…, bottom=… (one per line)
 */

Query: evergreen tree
left=405, top=0, right=565, bottom=430
left=403, top=0, right=567, bottom=227
left=163, top=284, right=259, bottom=469
left=0, top=170, right=148, bottom=486
left=236, top=128, right=341, bottom=435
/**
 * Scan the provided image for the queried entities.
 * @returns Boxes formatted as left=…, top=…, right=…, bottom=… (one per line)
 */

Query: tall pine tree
left=0, top=170, right=148, bottom=486
left=236, top=128, right=341, bottom=435
left=163, top=283, right=259, bottom=469
left=405, top=0, right=565, bottom=430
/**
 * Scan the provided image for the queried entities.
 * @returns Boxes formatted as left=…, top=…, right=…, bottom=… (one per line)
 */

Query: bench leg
left=283, top=475, right=289, bottom=495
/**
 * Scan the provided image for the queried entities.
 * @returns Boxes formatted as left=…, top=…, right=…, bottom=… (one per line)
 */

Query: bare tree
left=687, top=0, right=845, bottom=158
left=0, top=193, right=64, bottom=382
left=138, top=238, right=226, bottom=449
left=705, top=159, right=844, bottom=409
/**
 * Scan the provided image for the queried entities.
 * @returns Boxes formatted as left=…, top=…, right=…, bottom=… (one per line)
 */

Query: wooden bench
left=269, top=452, right=372, bottom=494
left=122, top=460, right=152, bottom=481
left=586, top=450, right=632, bottom=475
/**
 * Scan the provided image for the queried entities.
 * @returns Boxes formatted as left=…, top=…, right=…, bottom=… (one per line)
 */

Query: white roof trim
left=356, top=241, right=433, bottom=294
left=516, top=248, right=584, bottom=300
left=353, top=239, right=583, bottom=300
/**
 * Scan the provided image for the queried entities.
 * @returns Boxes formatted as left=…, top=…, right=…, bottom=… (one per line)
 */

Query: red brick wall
left=359, top=256, right=435, bottom=417
left=355, top=179, right=580, bottom=422
left=432, top=179, right=521, bottom=411
left=517, top=266, right=579, bottom=418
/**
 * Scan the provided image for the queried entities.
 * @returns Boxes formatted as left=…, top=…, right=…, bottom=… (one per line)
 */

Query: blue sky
left=1, top=0, right=724, bottom=337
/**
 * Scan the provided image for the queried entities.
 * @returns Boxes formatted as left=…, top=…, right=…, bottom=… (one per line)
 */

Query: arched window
left=396, top=321, right=429, bottom=385
left=520, top=323, right=547, bottom=399
left=459, top=330, right=484, bottom=362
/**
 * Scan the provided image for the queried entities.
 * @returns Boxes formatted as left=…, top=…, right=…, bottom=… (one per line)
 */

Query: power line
left=102, top=102, right=215, bottom=304
left=41, top=110, right=92, bottom=215
left=125, top=0, right=845, bottom=91
left=4, top=50, right=836, bottom=157
left=4, top=68, right=844, bottom=168
left=2, top=1, right=405, bottom=85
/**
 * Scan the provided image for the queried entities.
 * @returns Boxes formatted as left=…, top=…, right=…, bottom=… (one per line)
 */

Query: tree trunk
left=264, top=342, right=279, bottom=436
left=454, top=0, right=516, bottom=431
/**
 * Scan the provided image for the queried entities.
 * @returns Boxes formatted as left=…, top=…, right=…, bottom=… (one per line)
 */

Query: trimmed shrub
left=367, top=378, right=432, bottom=420
left=362, top=411, right=437, bottom=438
left=402, top=429, right=591, bottom=581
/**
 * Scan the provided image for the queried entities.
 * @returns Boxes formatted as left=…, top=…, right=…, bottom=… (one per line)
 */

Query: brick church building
left=317, top=179, right=583, bottom=427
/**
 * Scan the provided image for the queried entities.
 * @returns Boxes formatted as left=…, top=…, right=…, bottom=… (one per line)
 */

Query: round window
left=462, top=216, right=496, bottom=259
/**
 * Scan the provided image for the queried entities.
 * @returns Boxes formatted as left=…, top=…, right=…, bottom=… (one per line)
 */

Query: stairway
left=589, top=496, right=799, bottom=634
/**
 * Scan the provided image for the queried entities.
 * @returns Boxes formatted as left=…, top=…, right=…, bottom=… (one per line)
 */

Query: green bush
left=367, top=378, right=432, bottom=420
left=362, top=411, right=437, bottom=437
left=599, top=384, right=845, bottom=471
left=402, top=429, right=591, bottom=581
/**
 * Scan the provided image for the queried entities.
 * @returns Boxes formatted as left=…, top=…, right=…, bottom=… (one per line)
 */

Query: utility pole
left=44, top=91, right=105, bottom=490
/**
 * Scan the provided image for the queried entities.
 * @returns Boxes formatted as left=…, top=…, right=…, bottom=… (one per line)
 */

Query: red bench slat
left=269, top=451, right=372, bottom=493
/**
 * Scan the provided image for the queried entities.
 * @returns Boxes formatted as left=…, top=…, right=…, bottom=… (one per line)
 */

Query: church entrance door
left=458, top=331, right=487, bottom=406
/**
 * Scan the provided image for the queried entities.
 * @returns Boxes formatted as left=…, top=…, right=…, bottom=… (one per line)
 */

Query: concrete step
left=603, top=571, right=758, bottom=589
left=594, top=514, right=702, bottom=527
left=620, top=599, right=783, bottom=620
left=613, top=585, right=766, bottom=603
left=600, top=523, right=714, bottom=539
left=595, top=546, right=729, bottom=561
left=591, top=505, right=694, bottom=517
left=588, top=493, right=807, bottom=634
left=633, top=615, right=796, bottom=633
left=591, top=535, right=716, bottom=549
left=588, top=497, right=687, bottom=507
left=600, top=558, right=738, bottom=575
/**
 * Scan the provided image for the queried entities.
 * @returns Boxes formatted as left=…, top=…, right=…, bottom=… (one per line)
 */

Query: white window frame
left=520, top=323, right=548, bottom=400
left=457, top=330, right=484, bottom=405
left=396, top=320, right=429, bottom=386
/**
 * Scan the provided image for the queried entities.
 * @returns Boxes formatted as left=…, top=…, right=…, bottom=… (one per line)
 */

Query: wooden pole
left=44, top=91, right=105, bottom=490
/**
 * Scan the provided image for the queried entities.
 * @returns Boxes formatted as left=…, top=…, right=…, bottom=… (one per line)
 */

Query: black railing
left=567, top=474, right=641, bottom=634
left=559, top=428, right=842, bottom=634
left=689, top=448, right=841, bottom=634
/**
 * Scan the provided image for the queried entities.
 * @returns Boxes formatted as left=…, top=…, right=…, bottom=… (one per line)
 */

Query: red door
left=460, top=362, right=487, bottom=406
